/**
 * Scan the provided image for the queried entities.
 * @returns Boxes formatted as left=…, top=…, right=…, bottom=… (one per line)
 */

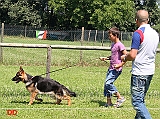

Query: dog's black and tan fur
left=12, top=66, right=76, bottom=106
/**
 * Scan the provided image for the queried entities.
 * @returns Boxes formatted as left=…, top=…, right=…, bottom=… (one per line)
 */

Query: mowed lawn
left=0, top=36, right=160, bottom=119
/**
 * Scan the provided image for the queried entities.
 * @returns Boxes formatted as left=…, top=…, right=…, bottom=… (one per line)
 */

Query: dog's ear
left=20, top=66, right=24, bottom=72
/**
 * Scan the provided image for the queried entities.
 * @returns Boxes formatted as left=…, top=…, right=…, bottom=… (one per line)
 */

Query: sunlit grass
left=0, top=36, right=160, bottom=119
left=0, top=66, right=160, bottom=119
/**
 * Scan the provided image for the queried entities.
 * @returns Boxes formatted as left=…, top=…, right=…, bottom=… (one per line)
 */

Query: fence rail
left=1, top=43, right=160, bottom=51
left=0, top=43, right=160, bottom=78
left=0, top=43, right=50, bottom=48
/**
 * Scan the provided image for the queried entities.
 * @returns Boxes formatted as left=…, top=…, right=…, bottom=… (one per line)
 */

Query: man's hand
left=121, top=55, right=127, bottom=62
left=114, top=64, right=122, bottom=69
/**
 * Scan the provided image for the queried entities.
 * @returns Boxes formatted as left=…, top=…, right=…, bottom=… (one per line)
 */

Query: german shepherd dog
left=11, top=66, right=76, bottom=106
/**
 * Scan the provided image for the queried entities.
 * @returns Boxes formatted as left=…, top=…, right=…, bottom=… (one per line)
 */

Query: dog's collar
left=25, top=76, right=35, bottom=87
left=30, top=76, right=35, bottom=80
left=26, top=81, right=32, bottom=87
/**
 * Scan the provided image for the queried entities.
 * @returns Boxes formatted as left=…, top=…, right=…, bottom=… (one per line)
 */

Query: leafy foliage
left=0, top=0, right=160, bottom=31
left=89, top=0, right=136, bottom=31
left=135, top=0, right=160, bottom=26
left=8, top=1, right=41, bottom=26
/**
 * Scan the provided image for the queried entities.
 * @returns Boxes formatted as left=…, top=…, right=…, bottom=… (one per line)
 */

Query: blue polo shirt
left=131, top=24, right=159, bottom=75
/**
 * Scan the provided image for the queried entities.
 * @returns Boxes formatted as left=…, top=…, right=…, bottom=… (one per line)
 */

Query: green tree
left=134, top=0, right=160, bottom=26
left=8, top=1, right=42, bottom=26
left=27, top=0, right=48, bottom=27
left=89, top=0, right=135, bottom=31
left=1, top=0, right=159, bottom=31
left=48, top=0, right=93, bottom=29
left=146, top=0, right=160, bottom=25
left=0, top=0, right=11, bottom=23
left=48, top=0, right=136, bottom=31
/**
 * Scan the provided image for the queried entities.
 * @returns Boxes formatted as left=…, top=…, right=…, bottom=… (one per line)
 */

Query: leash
left=38, top=58, right=109, bottom=76
left=38, top=63, right=79, bottom=76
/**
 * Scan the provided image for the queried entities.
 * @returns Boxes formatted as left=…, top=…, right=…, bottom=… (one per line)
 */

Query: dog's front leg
left=63, top=96, right=71, bottom=106
left=28, top=92, right=38, bottom=105
left=67, top=96, right=71, bottom=106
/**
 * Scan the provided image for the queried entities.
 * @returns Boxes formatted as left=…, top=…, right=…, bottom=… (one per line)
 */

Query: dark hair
left=108, top=27, right=120, bottom=38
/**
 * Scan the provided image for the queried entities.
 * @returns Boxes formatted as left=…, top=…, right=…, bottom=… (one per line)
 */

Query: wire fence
left=0, top=23, right=160, bottom=70
left=0, top=24, right=134, bottom=71
left=1, top=24, right=133, bottom=44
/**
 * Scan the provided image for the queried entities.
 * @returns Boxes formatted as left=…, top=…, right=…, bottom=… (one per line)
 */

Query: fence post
left=80, top=27, right=84, bottom=64
left=102, top=30, right=104, bottom=46
left=46, top=46, right=52, bottom=79
left=95, top=30, right=97, bottom=42
left=121, top=32, right=123, bottom=41
left=24, top=25, right=27, bottom=37
left=0, top=23, right=4, bottom=63
left=88, top=30, right=91, bottom=42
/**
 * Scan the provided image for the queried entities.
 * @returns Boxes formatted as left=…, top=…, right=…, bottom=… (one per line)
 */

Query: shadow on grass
left=91, top=100, right=106, bottom=107
left=91, top=100, right=125, bottom=108
left=10, top=100, right=55, bottom=105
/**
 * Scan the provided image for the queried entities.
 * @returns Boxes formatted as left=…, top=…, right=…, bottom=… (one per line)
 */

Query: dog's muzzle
left=12, top=76, right=21, bottom=83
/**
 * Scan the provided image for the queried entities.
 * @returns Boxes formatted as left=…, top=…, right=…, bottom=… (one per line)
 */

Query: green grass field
left=0, top=36, right=160, bottom=119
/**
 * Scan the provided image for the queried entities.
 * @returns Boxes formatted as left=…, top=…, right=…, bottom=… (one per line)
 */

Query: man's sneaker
left=114, top=97, right=126, bottom=108
left=104, top=103, right=113, bottom=107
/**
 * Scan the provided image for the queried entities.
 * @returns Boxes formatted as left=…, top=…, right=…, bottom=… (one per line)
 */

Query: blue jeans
left=104, top=69, right=122, bottom=97
left=131, top=74, right=153, bottom=119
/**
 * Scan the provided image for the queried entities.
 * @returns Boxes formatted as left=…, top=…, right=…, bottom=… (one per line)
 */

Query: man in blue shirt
left=121, top=10, right=159, bottom=119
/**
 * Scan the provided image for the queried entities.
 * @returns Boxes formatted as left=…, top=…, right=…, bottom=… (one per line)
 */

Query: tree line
left=0, top=0, right=160, bottom=32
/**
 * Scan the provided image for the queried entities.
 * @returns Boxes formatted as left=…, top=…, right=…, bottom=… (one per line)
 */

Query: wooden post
left=102, top=30, right=104, bottom=46
left=80, top=27, right=84, bottom=64
left=121, top=32, right=123, bottom=41
left=81, top=27, right=84, bottom=43
left=95, top=30, right=97, bottom=42
left=24, top=25, right=27, bottom=38
left=0, top=23, right=4, bottom=63
left=88, top=30, right=91, bottom=42
left=46, top=46, right=52, bottom=79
